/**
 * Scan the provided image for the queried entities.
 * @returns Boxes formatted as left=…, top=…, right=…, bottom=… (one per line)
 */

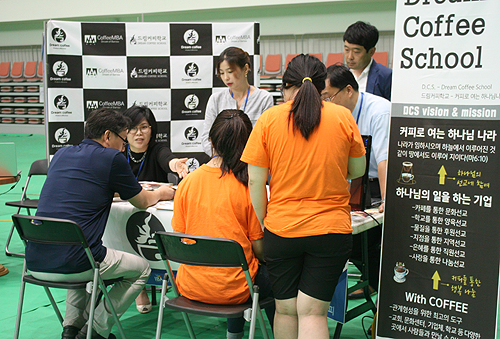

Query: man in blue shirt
left=343, top=21, right=392, bottom=101
left=26, top=108, right=174, bottom=339
left=322, top=64, right=390, bottom=299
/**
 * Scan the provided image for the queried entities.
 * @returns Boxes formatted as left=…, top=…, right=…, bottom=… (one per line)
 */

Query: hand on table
left=378, top=202, right=385, bottom=213
left=157, top=184, right=175, bottom=201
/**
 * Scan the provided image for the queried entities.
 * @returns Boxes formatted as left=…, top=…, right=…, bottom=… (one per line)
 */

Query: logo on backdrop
left=52, top=61, right=68, bottom=77
left=52, top=28, right=66, bottom=42
left=126, top=212, right=164, bottom=261
left=186, top=158, right=200, bottom=172
left=86, top=101, right=98, bottom=110
left=83, top=89, right=127, bottom=118
left=86, top=68, right=98, bottom=77
left=54, top=128, right=70, bottom=144
left=184, top=94, right=199, bottom=110
left=127, top=57, right=170, bottom=89
left=184, top=29, right=199, bottom=45
left=54, top=95, right=69, bottom=110
left=84, top=35, right=97, bottom=44
left=130, top=34, right=167, bottom=46
left=184, top=62, right=199, bottom=77
left=184, top=126, right=199, bottom=141
left=215, top=34, right=251, bottom=44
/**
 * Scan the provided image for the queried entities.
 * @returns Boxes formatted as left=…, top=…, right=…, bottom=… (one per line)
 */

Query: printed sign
left=377, top=1, right=500, bottom=339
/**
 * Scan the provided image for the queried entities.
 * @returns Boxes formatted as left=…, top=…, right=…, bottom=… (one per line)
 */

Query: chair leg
left=180, top=312, right=196, bottom=339
left=5, top=223, right=24, bottom=257
left=43, top=286, right=64, bottom=324
left=155, top=276, right=168, bottom=339
left=98, top=276, right=127, bottom=339
left=248, top=287, right=259, bottom=339
left=87, top=270, right=100, bottom=339
left=14, top=279, right=27, bottom=339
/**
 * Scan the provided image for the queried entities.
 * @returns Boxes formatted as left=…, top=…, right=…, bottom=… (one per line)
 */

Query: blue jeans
left=226, top=264, right=275, bottom=339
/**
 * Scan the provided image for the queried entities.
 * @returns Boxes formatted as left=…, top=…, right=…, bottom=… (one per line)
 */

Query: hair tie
left=302, top=77, right=312, bottom=83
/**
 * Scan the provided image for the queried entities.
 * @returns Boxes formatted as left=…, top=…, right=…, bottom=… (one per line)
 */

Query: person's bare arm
left=128, top=185, right=174, bottom=209
left=251, top=238, right=264, bottom=262
left=248, top=164, right=269, bottom=227
left=346, top=155, right=366, bottom=180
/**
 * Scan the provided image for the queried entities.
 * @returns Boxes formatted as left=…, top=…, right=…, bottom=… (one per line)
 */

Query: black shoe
left=62, top=326, right=80, bottom=339
left=75, top=325, right=116, bottom=339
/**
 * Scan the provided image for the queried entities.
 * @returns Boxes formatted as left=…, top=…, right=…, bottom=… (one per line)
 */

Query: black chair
left=5, top=158, right=48, bottom=257
left=154, top=231, right=273, bottom=339
left=11, top=214, right=127, bottom=339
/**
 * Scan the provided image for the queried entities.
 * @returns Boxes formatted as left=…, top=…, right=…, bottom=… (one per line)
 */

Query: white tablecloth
left=103, top=201, right=383, bottom=271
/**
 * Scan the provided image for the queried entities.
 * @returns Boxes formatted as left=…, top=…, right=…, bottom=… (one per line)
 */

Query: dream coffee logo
left=54, top=128, right=70, bottom=144
left=185, top=63, right=199, bottom=77
left=51, top=28, right=66, bottom=42
left=184, top=94, right=199, bottom=109
left=184, top=127, right=199, bottom=141
left=84, top=35, right=97, bottom=44
left=86, top=68, right=98, bottom=77
left=86, top=101, right=98, bottom=110
left=54, top=95, right=69, bottom=110
left=126, top=212, right=164, bottom=261
left=186, top=158, right=200, bottom=172
left=52, top=61, right=68, bottom=77
left=184, top=29, right=199, bottom=45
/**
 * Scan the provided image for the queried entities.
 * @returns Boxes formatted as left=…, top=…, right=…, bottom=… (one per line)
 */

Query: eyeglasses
left=129, top=125, right=151, bottom=134
left=322, top=85, right=346, bottom=102
left=112, top=131, right=128, bottom=147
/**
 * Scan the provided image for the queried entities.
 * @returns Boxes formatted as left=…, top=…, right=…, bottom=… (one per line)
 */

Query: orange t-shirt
left=171, top=164, right=263, bottom=304
left=241, top=101, right=365, bottom=238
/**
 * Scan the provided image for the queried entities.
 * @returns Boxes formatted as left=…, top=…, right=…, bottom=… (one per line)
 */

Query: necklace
left=128, top=147, right=147, bottom=163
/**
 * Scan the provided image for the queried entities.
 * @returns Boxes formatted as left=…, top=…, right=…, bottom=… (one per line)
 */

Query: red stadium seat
left=373, top=52, right=388, bottom=67
left=326, top=53, right=344, bottom=67
left=263, top=54, right=282, bottom=76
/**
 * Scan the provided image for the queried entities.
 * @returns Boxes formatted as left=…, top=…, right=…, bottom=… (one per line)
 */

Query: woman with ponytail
left=172, top=109, right=274, bottom=339
left=241, top=54, right=366, bottom=339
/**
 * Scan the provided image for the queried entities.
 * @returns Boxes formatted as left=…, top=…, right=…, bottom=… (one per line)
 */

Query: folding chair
left=154, top=231, right=273, bottom=339
left=5, top=158, right=48, bottom=257
left=11, top=214, right=127, bottom=339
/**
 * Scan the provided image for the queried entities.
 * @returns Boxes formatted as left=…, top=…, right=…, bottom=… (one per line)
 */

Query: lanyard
left=230, top=85, right=251, bottom=111
left=126, top=145, right=146, bottom=180
left=355, top=92, right=364, bottom=125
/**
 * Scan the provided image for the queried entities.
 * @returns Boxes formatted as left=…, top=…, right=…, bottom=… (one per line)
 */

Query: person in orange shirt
left=241, top=54, right=366, bottom=339
left=172, top=109, right=274, bottom=339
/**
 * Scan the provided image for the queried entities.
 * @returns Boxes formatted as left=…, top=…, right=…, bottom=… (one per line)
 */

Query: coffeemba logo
left=54, top=95, right=69, bottom=110
left=85, top=34, right=123, bottom=44
left=86, top=101, right=98, bottom=110
left=52, top=28, right=66, bottom=42
left=215, top=34, right=251, bottom=44
left=86, top=68, right=98, bottom=77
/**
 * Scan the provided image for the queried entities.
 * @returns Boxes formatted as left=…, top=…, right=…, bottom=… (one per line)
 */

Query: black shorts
left=263, top=228, right=352, bottom=302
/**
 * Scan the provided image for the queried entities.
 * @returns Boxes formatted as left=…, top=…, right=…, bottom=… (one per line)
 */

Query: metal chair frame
left=12, top=214, right=127, bottom=339
left=5, top=158, right=48, bottom=257
left=154, top=231, right=273, bottom=339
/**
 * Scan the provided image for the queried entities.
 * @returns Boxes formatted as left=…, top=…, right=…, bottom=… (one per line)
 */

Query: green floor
left=0, top=133, right=376, bottom=339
